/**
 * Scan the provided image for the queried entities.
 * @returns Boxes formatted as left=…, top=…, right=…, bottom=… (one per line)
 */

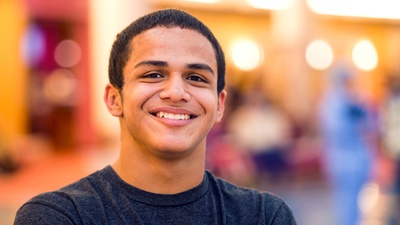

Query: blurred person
left=0, top=138, right=18, bottom=173
left=205, top=86, right=256, bottom=187
left=206, top=119, right=256, bottom=187
left=14, top=9, right=296, bottom=225
left=0, top=127, right=20, bottom=173
left=318, top=65, right=375, bottom=225
left=382, top=74, right=400, bottom=225
left=228, top=88, right=292, bottom=185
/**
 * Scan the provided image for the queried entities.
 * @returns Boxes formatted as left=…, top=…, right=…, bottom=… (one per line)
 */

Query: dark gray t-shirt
left=14, top=166, right=296, bottom=224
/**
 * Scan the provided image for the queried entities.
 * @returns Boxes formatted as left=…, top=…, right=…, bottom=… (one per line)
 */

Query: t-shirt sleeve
left=14, top=202, right=76, bottom=225
left=269, top=201, right=297, bottom=225
left=14, top=192, right=82, bottom=225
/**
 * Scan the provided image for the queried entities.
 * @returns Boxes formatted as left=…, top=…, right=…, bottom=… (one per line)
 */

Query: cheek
left=123, top=84, right=156, bottom=104
left=194, top=91, right=220, bottom=118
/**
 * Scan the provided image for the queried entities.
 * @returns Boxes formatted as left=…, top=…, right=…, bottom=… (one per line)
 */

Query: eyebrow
left=186, top=63, right=214, bottom=75
left=134, top=60, right=168, bottom=68
left=134, top=60, right=214, bottom=75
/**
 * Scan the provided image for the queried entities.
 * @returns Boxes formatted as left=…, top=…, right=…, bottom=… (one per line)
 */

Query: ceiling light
left=246, top=0, right=293, bottom=10
left=231, top=39, right=263, bottom=71
left=180, top=0, right=220, bottom=3
left=305, top=40, right=334, bottom=70
left=352, top=39, right=378, bottom=71
left=307, top=0, right=400, bottom=20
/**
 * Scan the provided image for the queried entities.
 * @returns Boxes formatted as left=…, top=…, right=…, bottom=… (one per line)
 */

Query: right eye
left=143, top=72, right=163, bottom=78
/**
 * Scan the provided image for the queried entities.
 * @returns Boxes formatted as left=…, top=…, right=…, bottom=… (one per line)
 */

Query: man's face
left=107, top=27, right=226, bottom=159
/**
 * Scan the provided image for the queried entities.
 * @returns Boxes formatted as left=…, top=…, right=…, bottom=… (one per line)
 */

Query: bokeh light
left=352, top=39, right=378, bottom=71
left=54, top=40, right=82, bottom=68
left=43, top=69, right=77, bottom=105
left=231, top=39, right=263, bottom=71
left=20, top=24, right=45, bottom=67
left=305, top=40, right=334, bottom=70
left=358, top=182, right=380, bottom=214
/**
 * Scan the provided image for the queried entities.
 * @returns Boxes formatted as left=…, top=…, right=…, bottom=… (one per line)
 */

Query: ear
left=104, top=84, right=123, bottom=117
left=215, top=90, right=227, bottom=123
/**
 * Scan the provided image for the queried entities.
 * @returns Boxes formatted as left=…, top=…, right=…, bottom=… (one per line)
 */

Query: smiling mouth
left=154, top=112, right=195, bottom=120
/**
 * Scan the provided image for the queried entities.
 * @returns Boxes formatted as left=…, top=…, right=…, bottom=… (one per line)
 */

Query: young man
left=14, top=9, right=297, bottom=224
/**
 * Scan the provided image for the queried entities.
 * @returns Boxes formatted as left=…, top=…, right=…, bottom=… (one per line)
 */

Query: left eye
left=187, top=75, right=206, bottom=83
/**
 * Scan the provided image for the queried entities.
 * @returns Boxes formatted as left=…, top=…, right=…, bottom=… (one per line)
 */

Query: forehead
left=129, top=27, right=216, bottom=62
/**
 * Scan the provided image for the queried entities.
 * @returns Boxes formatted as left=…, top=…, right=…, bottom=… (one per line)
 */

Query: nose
left=159, top=75, right=191, bottom=102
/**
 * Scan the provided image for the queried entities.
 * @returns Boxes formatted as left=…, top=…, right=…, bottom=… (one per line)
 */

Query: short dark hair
left=108, top=8, right=226, bottom=94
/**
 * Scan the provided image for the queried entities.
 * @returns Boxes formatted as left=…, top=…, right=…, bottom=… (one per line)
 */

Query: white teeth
left=156, top=112, right=190, bottom=120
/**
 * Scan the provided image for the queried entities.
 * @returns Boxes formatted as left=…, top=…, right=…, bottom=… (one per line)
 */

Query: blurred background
left=1, top=0, right=400, bottom=224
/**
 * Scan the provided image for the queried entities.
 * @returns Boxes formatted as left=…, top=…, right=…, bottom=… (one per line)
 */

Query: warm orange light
left=54, top=40, right=81, bottom=68
left=307, top=0, right=400, bottom=20
left=305, top=40, right=334, bottom=70
left=246, top=0, right=293, bottom=10
left=230, top=39, right=263, bottom=71
left=179, top=0, right=220, bottom=3
left=358, top=183, right=379, bottom=214
left=352, top=39, right=378, bottom=71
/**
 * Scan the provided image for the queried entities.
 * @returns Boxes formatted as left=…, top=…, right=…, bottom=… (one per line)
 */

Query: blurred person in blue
left=14, top=9, right=296, bottom=225
left=382, top=74, right=400, bottom=225
left=318, top=64, right=375, bottom=225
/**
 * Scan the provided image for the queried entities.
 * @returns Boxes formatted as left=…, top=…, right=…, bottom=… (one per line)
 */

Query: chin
left=154, top=143, right=201, bottom=159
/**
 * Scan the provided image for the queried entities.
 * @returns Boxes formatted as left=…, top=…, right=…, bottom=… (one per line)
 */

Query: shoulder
left=206, top=171, right=283, bottom=205
left=206, top=171, right=297, bottom=224
left=14, top=166, right=113, bottom=225
left=14, top=191, right=81, bottom=224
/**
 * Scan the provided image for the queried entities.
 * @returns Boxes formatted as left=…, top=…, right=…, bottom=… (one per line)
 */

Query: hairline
left=109, top=9, right=226, bottom=94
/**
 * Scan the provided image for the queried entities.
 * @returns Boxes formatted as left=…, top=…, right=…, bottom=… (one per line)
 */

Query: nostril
left=159, top=88, right=190, bottom=102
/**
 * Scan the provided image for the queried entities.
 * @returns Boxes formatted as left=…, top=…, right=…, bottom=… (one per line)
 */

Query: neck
left=112, top=144, right=206, bottom=194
